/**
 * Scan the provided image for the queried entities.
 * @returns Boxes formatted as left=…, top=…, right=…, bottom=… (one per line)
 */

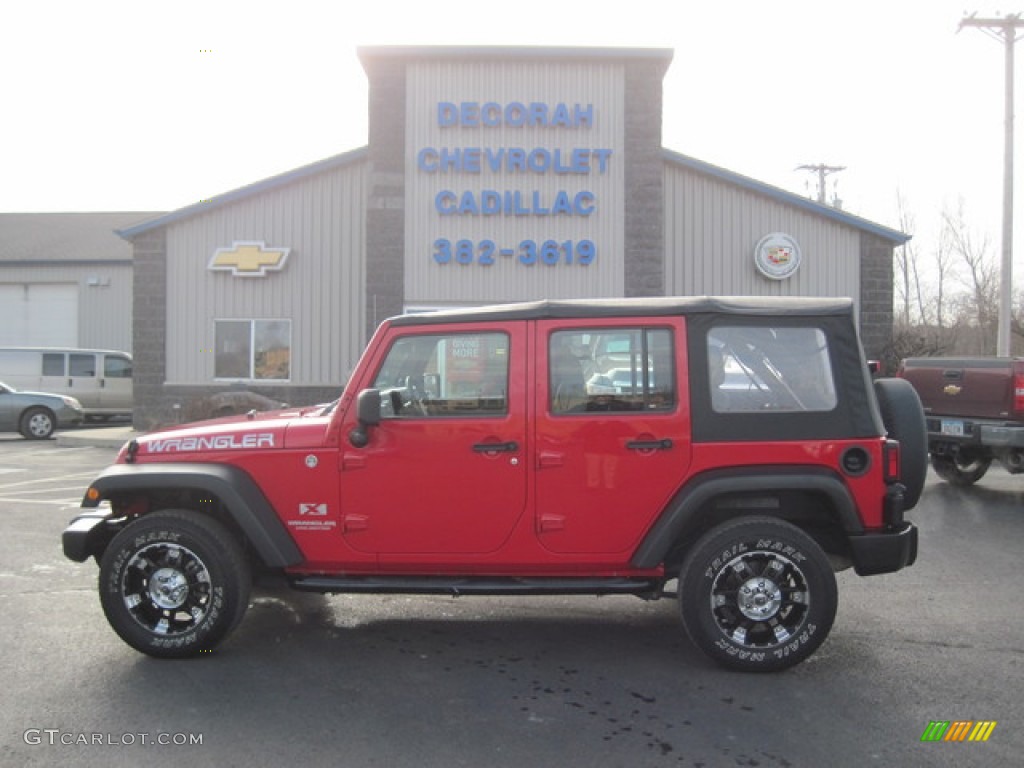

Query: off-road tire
left=679, top=516, right=837, bottom=673
left=99, top=510, right=251, bottom=658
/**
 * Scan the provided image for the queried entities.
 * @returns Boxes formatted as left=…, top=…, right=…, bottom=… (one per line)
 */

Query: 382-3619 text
left=433, top=238, right=596, bottom=267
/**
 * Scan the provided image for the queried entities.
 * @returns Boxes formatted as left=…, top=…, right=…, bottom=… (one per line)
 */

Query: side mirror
left=349, top=389, right=381, bottom=447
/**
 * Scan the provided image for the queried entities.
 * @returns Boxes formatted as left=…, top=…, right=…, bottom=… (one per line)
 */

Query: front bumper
left=848, top=522, right=918, bottom=576
left=62, top=510, right=119, bottom=563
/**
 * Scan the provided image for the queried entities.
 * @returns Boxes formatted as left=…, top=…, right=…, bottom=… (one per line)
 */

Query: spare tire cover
left=874, top=377, right=927, bottom=509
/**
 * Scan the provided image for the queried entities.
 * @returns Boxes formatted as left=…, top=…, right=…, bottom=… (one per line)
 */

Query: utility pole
left=795, top=163, right=846, bottom=205
left=959, top=13, right=1024, bottom=357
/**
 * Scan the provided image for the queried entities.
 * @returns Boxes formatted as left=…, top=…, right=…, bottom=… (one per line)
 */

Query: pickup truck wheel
left=930, top=453, right=991, bottom=486
left=874, top=378, right=927, bottom=509
left=98, top=510, right=251, bottom=658
left=19, top=407, right=56, bottom=439
left=679, top=517, right=837, bottom=672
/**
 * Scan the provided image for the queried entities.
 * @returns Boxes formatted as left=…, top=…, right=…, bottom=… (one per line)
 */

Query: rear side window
left=708, top=326, right=837, bottom=413
left=69, top=353, right=97, bottom=377
left=372, top=332, right=509, bottom=418
left=550, top=328, right=675, bottom=414
left=42, top=353, right=65, bottom=376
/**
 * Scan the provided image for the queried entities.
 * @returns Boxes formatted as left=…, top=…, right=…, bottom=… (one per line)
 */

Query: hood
left=124, top=404, right=332, bottom=461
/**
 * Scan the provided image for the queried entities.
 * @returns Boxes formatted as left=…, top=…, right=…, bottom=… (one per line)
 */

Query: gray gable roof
left=663, top=149, right=910, bottom=245
left=116, top=148, right=369, bottom=240
left=0, top=212, right=164, bottom=263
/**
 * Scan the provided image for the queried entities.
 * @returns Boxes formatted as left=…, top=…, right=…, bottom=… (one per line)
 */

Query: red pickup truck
left=899, top=356, right=1024, bottom=485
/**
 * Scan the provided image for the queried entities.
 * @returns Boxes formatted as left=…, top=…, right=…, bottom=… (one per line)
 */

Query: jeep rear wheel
left=679, top=517, right=837, bottom=672
left=930, top=453, right=991, bottom=486
left=98, top=510, right=251, bottom=658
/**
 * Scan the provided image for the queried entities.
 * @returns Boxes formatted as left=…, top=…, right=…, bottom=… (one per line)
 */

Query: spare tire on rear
left=874, top=377, right=927, bottom=509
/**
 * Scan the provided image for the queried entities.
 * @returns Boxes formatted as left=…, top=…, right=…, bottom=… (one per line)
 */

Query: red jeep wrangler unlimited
left=63, top=298, right=924, bottom=672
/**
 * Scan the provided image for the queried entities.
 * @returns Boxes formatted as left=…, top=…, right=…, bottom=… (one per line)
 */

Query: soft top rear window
left=708, top=326, right=837, bottom=413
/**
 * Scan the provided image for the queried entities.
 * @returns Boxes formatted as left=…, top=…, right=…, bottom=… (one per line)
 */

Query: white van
left=0, top=348, right=133, bottom=419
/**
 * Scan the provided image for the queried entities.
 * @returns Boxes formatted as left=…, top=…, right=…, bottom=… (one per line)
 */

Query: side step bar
left=290, top=575, right=662, bottom=597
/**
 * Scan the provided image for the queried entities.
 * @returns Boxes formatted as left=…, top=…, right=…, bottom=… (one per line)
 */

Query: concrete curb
left=56, top=427, right=141, bottom=449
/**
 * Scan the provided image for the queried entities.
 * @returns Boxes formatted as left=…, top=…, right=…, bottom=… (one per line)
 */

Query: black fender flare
left=630, top=467, right=864, bottom=569
left=81, top=463, right=303, bottom=567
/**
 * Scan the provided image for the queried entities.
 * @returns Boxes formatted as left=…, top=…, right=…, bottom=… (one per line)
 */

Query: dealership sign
left=208, top=241, right=291, bottom=277
left=416, top=100, right=612, bottom=269
left=753, top=232, right=802, bottom=280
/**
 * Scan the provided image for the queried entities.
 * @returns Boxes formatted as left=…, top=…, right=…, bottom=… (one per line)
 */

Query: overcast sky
left=3, top=0, right=1020, bottom=268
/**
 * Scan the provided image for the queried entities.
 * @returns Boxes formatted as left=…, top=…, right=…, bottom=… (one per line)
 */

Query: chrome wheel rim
left=709, top=550, right=810, bottom=648
left=121, top=542, right=212, bottom=635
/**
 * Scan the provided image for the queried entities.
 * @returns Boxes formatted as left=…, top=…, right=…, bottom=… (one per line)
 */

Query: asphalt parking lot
left=0, top=432, right=1021, bottom=767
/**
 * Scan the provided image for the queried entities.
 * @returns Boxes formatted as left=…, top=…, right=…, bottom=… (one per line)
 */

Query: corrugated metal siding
left=165, top=162, right=367, bottom=386
left=664, top=165, right=860, bottom=301
left=0, top=264, right=133, bottom=351
left=405, top=61, right=624, bottom=304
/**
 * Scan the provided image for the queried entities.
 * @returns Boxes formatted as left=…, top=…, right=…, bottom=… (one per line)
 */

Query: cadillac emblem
left=754, top=232, right=802, bottom=280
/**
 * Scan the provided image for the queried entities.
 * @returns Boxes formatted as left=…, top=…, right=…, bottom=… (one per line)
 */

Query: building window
left=215, top=319, right=291, bottom=381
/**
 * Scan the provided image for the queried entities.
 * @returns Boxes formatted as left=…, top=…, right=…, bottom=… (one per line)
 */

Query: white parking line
left=0, top=471, right=98, bottom=490
left=3, top=486, right=87, bottom=495
left=0, top=497, right=82, bottom=506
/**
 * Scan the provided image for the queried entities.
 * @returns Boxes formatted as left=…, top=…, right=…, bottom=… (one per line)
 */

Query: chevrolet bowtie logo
left=944, top=384, right=962, bottom=396
left=209, top=241, right=291, bottom=277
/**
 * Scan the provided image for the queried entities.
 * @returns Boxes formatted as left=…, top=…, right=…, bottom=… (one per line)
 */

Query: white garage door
left=0, top=283, right=79, bottom=346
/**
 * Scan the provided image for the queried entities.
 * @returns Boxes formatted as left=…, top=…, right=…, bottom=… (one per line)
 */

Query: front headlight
left=62, top=396, right=83, bottom=410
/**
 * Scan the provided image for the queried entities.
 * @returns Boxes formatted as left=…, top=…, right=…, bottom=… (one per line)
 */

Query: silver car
left=0, top=381, right=84, bottom=439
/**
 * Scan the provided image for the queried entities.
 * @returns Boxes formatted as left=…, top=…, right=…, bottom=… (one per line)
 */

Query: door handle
left=626, top=439, right=673, bottom=451
left=472, top=441, right=519, bottom=453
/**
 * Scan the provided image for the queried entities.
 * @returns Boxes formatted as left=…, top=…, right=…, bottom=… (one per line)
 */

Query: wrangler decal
left=145, top=433, right=276, bottom=453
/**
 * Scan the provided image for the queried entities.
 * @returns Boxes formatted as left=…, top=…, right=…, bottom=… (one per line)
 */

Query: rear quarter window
left=708, top=326, right=837, bottom=413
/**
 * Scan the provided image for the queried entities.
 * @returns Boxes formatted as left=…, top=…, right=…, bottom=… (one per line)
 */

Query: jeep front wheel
left=98, top=510, right=251, bottom=658
left=679, top=517, right=837, bottom=672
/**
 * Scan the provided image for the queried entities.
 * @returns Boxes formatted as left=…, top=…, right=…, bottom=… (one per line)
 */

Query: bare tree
left=941, top=199, right=997, bottom=352
left=930, top=219, right=955, bottom=330
left=894, top=191, right=915, bottom=326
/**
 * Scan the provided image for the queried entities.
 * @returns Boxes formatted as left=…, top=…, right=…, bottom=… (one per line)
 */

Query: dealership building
left=112, top=46, right=908, bottom=428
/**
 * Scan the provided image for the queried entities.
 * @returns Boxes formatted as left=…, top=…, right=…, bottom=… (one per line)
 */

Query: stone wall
left=363, top=56, right=406, bottom=341
left=624, top=58, right=667, bottom=297
left=858, top=231, right=895, bottom=362
left=130, top=229, right=167, bottom=430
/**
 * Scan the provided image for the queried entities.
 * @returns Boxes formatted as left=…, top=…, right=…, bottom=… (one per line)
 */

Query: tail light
left=1013, top=362, right=1024, bottom=417
left=883, top=439, right=901, bottom=483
